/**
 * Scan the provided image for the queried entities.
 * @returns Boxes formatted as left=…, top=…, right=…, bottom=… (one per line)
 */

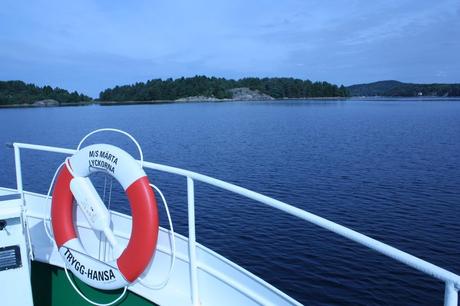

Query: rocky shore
left=228, top=87, right=274, bottom=101
left=32, top=99, right=60, bottom=107
left=1, top=88, right=347, bottom=108
left=0, top=100, right=91, bottom=108
left=175, top=95, right=226, bottom=102
left=175, top=87, right=275, bottom=102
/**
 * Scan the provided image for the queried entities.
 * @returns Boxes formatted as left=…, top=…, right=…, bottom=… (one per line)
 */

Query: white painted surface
left=11, top=189, right=300, bottom=306
left=0, top=195, right=34, bottom=306
left=69, top=144, right=145, bottom=190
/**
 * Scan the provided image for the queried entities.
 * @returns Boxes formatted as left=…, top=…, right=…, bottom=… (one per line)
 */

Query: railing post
left=187, top=177, right=199, bottom=306
left=13, top=144, right=35, bottom=261
left=13, top=144, right=23, bottom=196
left=444, top=282, right=458, bottom=306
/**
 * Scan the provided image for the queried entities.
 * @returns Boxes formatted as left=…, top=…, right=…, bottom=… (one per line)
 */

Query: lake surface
left=1, top=99, right=459, bottom=305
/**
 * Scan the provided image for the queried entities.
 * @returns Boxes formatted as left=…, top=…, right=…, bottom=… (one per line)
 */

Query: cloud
left=0, top=0, right=459, bottom=95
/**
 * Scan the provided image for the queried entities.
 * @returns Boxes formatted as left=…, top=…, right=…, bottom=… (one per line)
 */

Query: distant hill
left=99, top=76, right=348, bottom=101
left=0, top=80, right=92, bottom=106
left=347, top=80, right=460, bottom=97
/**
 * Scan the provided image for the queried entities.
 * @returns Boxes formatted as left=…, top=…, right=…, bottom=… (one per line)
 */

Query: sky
left=1, top=0, right=459, bottom=97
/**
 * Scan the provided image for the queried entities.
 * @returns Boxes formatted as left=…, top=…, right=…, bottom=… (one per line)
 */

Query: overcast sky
left=1, top=0, right=459, bottom=97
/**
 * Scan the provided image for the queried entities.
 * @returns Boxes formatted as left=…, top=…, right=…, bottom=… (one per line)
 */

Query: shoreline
left=2, top=96, right=460, bottom=108
left=0, top=97, right=348, bottom=108
left=0, top=101, right=92, bottom=109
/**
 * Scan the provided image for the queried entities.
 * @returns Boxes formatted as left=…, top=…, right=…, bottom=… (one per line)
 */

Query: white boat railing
left=11, top=142, right=460, bottom=306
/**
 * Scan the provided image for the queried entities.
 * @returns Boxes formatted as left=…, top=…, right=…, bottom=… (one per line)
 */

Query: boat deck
left=31, top=261, right=156, bottom=306
left=1, top=187, right=300, bottom=306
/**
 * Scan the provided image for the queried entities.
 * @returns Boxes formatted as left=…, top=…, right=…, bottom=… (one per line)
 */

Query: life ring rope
left=51, top=144, right=158, bottom=289
left=76, top=128, right=144, bottom=167
left=41, top=129, right=176, bottom=305
left=138, top=183, right=176, bottom=290
left=43, top=161, right=176, bottom=303
left=43, top=160, right=128, bottom=306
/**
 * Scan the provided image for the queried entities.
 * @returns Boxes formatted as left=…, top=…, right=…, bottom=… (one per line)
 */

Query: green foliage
left=347, top=80, right=460, bottom=97
left=99, top=76, right=349, bottom=101
left=237, top=77, right=348, bottom=98
left=0, top=80, right=92, bottom=105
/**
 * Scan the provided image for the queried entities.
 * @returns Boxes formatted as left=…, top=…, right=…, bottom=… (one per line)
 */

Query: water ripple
left=0, top=100, right=459, bottom=305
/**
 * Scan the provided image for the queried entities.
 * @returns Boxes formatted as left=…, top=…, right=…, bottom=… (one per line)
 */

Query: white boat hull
left=0, top=187, right=300, bottom=306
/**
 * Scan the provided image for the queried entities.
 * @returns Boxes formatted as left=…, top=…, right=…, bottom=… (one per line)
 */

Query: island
left=98, top=76, right=348, bottom=103
left=347, top=80, right=460, bottom=97
left=2, top=78, right=460, bottom=107
left=0, top=81, right=91, bottom=107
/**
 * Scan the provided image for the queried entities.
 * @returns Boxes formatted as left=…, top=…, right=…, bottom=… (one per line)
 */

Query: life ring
left=51, top=143, right=159, bottom=290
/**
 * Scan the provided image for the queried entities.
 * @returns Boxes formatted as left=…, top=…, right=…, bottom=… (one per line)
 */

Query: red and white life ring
left=51, top=144, right=159, bottom=290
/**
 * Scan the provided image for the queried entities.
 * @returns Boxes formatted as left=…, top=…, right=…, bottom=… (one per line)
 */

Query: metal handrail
left=11, top=142, right=460, bottom=306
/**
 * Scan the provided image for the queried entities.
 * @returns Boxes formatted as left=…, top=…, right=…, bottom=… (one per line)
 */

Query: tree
left=0, top=81, right=92, bottom=105
left=98, top=76, right=350, bottom=101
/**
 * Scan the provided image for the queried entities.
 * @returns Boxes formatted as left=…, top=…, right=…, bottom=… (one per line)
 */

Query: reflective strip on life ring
left=51, top=144, right=159, bottom=290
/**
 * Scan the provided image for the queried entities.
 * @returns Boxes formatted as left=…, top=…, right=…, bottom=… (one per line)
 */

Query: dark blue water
left=1, top=100, right=459, bottom=305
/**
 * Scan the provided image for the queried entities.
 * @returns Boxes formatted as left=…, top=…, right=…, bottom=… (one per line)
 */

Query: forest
left=347, top=80, right=460, bottom=97
left=99, top=76, right=349, bottom=101
left=0, top=81, right=91, bottom=105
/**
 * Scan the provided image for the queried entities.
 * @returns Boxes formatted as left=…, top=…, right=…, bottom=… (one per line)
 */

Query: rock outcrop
left=175, top=95, right=223, bottom=102
left=33, top=99, right=59, bottom=107
left=174, top=87, right=274, bottom=102
left=228, top=87, right=274, bottom=101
